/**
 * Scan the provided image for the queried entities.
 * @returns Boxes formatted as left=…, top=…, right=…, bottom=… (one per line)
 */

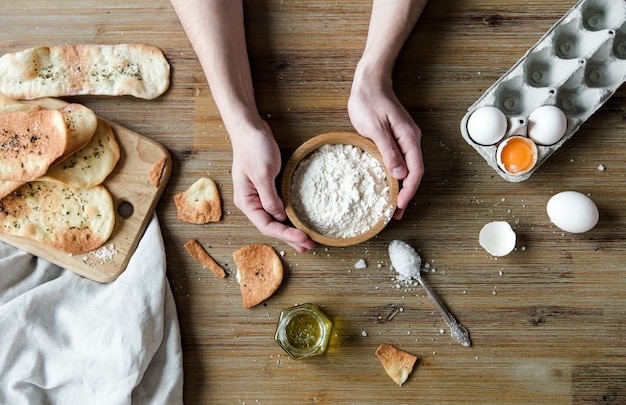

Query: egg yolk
left=499, top=137, right=537, bottom=174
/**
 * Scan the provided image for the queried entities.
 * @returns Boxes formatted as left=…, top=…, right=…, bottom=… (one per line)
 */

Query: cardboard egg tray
left=460, top=0, right=626, bottom=182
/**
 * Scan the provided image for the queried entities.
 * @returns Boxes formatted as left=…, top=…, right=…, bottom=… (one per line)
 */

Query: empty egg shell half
left=479, top=221, right=516, bottom=257
left=460, top=0, right=626, bottom=182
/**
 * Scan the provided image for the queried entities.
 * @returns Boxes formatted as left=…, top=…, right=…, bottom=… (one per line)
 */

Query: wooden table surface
left=3, top=1, right=626, bottom=403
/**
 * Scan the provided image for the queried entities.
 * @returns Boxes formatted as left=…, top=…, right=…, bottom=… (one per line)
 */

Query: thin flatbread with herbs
left=0, top=109, right=68, bottom=182
left=0, top=181, right=115, bottom=254
left=0, top=44, right=170, bottom=99
left=41, top=118, right=120, bottom=188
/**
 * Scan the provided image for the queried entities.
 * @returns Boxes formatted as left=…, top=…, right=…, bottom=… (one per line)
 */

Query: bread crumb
left=148, top=156, right=167, bottom=187
left=184, top=239, right=226, bottom=279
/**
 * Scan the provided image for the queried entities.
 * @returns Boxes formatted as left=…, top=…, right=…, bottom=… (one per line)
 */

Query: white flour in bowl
left=290, top=143, right=392, bottom=238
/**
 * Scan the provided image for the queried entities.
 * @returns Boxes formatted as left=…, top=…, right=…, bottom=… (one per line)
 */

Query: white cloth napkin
left=0, top=214, right=184, bottom=404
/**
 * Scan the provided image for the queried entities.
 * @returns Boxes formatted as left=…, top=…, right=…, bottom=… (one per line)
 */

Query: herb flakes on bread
left=42, top=118, right=120, bottom=188
left=0, top=181, right=115, bottom=254
left=0, top=109, right=68, bottom=182
left=233, top=244, right=283, bottom=309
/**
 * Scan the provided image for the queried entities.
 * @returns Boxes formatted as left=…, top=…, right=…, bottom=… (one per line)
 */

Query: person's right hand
left=229, top=119, right=315, bottom=253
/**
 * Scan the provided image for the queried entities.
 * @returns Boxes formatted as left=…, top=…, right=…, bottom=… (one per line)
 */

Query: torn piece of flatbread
left=376, top=344, right=418, bottom=386
left=0, top=44, right=170, bottom=100
left=0, top=109, right=67, bottom=181
left=174, top=177, right=221, bottom=224
left=41, top=118, right=120, bottom=188
left=148, top=156, right=167, bottom=187
left=233, top=244, right=283, bottom=309
left=0, top=181, right=115, bottom=254
left=184, top=239, right=226, bottom=279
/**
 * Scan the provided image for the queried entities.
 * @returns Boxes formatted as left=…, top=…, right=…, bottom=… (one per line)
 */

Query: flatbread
left=174, top=177, right=221, bottom=224
left=376, top=343, right=418, bottom=386
left=0, top=100, right=116, bottom=197
left=0, top=109, right=67, bottom=181
left=233, top=244, right=283, bottom=309
left=41, top=118, right=120, bottom=187
left=0, top=94, right=42, bottom=113
left=184, top=239, right=226, bottom=279
left=0, top=98, right=97, bottom=161
left=56, top=103, right=98, bottom=161
left=0, top=181, right=115, bottom=254
left=0, top=44, right=170, bottom=100
left=0, top=180, right=23, bottom=200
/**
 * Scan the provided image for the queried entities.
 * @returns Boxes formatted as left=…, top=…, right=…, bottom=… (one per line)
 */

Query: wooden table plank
left=3, top=0, right=626, bottom=403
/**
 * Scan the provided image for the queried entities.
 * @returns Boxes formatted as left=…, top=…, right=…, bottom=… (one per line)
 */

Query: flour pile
left=290, top=144, right=392, bottom=238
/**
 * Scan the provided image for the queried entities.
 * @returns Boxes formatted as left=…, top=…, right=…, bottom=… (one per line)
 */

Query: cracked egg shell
left=496, top=136, right=538, bottom=176
left=479, top=221, right=516, bottom=257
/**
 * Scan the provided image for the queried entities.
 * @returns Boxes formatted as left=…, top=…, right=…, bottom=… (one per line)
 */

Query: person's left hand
left=348, top=75, right=424, bottom=219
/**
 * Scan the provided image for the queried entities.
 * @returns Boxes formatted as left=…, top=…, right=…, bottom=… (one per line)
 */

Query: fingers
left=255, top=178, right=287, bottom=222
left=233, top=172, right=315, bottom=252
left=244, top=201, right=316, bottom=252
left=371, top=121, right=409, bottom=180
left=393, top=124, right=424, bottom=213
left=348, top=90, right=424, bottom=218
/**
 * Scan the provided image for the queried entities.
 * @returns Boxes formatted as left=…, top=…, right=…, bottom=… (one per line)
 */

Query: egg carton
left=460, top=0, right=626, bottom=182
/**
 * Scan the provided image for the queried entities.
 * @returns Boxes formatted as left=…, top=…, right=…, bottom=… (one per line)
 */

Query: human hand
left=348, top=74, right=424, bottom=220
left=229, top=119, right=315, bottom=252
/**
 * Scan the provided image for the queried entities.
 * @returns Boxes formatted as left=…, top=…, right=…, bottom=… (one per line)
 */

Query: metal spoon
left=389, top=240, right=471, bottom=347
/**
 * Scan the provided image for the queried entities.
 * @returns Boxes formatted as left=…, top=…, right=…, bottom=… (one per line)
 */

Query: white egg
left=546, top=191, right=599, bottom=233
left=528, top=105, right=567, bottom=145
left=466, top=106, right=508, bottom=145
left=479, top=221, right=516, bottom=257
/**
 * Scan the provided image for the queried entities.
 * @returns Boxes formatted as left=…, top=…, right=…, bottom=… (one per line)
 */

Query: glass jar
left=274, top=303, right=332, bottom=360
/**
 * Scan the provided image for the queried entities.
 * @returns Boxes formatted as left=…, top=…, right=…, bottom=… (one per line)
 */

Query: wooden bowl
left=281, top=132, right=399, bottom=247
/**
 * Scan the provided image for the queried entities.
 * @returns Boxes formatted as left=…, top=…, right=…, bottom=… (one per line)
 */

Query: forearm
left=356, top=0, right=428, bottom=83
left=170, top=0, right=262, bottom=132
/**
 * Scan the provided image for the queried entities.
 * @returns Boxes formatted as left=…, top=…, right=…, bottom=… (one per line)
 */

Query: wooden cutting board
left=0, top=98, right=171, bottom=283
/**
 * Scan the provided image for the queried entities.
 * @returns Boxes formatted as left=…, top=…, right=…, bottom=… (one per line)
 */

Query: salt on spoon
left=389, top=240, right=471, bottom=347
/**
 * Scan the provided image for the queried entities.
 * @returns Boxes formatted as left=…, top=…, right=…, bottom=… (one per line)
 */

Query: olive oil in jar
left=274, top=303, right=332, bottom=360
